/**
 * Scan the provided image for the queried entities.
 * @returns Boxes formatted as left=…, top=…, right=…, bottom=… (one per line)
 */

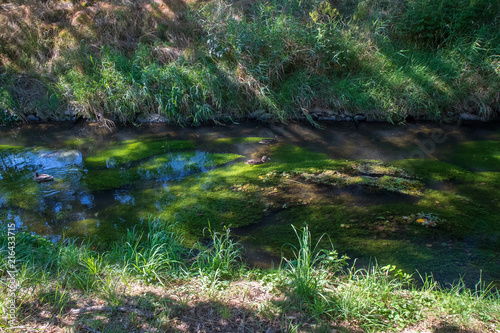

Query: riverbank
left=1, top=0, right=499, bottom=126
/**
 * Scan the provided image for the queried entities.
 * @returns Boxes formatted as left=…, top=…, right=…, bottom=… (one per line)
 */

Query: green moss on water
left=449, top=141, right=500, bottom=172
left=83, top=168, right=136, bottom=191
left=64, top=219, right=100, bottom=238
left=391, top=159, right=474, bottom=182
left=64, top=137, right=96, bottom=150
left=82, top=152, right=243, bottom=191
left=212, top=137, right=267, bottom=144
left=270, top=144, right=329, bottom=163
left=0, top=144, right=23, bottom=151
left=84, top=139, right=196, bottom=169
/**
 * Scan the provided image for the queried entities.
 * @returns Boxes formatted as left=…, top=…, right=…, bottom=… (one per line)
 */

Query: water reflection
left=113, top=189, right=135, bottom=205
left=137, top=150, right=215, bottom=182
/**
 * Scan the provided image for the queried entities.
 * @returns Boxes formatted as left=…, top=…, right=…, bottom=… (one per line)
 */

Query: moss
left=64, top=218, right=100, bottom=238
left=64, top=137, right=96, bottom=150
left=0, top=144, right=23, bottom=151
left=83, top=168, right=136, bottom=191
left=84, top=139, right=196, bottom=169
left=416, top=189, right=494, bottom=237
left=391, top=159, right=474, bottom=182
left=82, top=152, right=243, bottom=191
left=290, top=170, right=424, bottom=196
left=212, top=137, right=267, bottom=144
left=449, top=141, right=500, bottom=172
left=269, top=144, right=329, bottom=163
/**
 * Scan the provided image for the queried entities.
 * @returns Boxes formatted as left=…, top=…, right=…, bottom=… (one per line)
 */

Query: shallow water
left=1, top=121, right=499, bottom=285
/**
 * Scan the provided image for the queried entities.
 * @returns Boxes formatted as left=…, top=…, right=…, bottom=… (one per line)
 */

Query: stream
left=1, top=120, right=499, bottom=286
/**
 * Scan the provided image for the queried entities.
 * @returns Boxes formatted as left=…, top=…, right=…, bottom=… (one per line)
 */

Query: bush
left=399, top=0, right=500, bottom=47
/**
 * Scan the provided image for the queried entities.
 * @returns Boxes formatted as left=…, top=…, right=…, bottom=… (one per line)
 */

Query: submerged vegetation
left=0, top=0, right=499, bottom=125
left=0, top=121, right=499, bottom=330
left=0, top=220, right=498, bottom=332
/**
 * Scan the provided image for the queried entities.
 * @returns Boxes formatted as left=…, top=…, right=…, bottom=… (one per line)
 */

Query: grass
left=0, top=222, right=498, bottom=332
left=0, top=0, right=498, bottom=124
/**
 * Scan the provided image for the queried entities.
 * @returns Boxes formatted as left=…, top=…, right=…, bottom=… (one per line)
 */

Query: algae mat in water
left=448, top=141, right=500, bottom=172
left=84, top=139, right=196, bottom=169
left=83, top=151, right=243, bottom=191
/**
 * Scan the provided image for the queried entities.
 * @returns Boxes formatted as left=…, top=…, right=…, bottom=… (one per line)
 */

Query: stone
left=136, top=114, right=169, bottom=123
left=354, top=114, right=366, bottom=121
left=460, top=113, right=483, bottom=121
left=248, top=109, right=266, bottom=119
left=27, top=115, right=40, bottom=122
left=318, top=116, right=336, bottom=121
left=258, top=113, right=273, bottom=121
left=312, top=108, right=334, bottom=115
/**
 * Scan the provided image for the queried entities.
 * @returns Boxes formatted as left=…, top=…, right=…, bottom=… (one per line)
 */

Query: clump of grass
left=194, top=225, right=243, bottom=277
left=1, top=0, right=499, bottom=124
left=331, top=263, right=423, bottom=331
left=111, top=216, right=186, bottom=283
left=280, top=225, right=348, bottom=310
left=0, top=223, right=499, bottom=332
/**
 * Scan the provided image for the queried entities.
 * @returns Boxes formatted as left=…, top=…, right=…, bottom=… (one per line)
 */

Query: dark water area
left=1, top=120, right=499, bottom=286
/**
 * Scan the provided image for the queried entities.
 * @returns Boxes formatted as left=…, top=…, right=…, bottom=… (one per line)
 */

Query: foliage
left=280, top=225, right=348, bottom=309
left=0, top=0, right=498, bottom=124
left=398, top=0, right=500, bottom=47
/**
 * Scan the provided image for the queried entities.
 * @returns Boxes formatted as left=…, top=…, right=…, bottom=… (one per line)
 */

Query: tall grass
left=1, top=222, right=499, bottom=331
left=280, top=225, right=348, bottom=310
left=194, top=226, right=243, bottom=276
left=111, top=216, right=186, bottom=283
left=1, top=0, right=498, bottom=124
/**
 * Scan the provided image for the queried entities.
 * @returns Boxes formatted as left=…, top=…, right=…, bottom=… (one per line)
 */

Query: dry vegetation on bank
left=0, top=0, right=499, bottom=125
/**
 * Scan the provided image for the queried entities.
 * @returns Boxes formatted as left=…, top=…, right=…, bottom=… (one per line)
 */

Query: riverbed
left=1, top=121, right=499, bottom=286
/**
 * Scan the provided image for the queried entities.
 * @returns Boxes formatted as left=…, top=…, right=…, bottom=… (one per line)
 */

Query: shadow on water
left=233, top=183, right=421, bottom=269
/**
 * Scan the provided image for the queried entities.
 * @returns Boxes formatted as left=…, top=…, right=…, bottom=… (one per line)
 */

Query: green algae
left=64, top=219, right=100, bottom=238
left=2, top=135, right=499, bottom=286
left=212, top=137, right=267, bottom=144
left=263, top=159, right=424, bottom=196
left=449, top=141, right=500, bottom=172
left=270, top=144, right=329, bottom=163
left=0, top=144, right=23, bottom=151
left=392, top=159, right=475, bottom=182
left=82, top=152, right=243, bottom=191
left=297, top=170, right=423, bottom=196
left=83, top=168, right=136, bottom=191
left=84, top=139, right=196, bottom=169
left=64, top=137, right=96, bottom=150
